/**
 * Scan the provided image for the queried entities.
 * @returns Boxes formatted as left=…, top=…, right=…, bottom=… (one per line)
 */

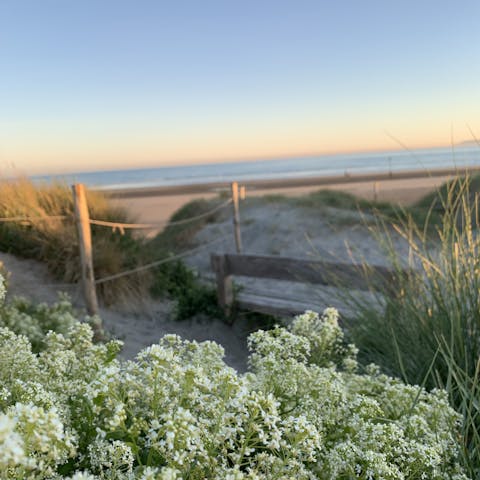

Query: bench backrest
left=211, top=253, right=407, bottom=313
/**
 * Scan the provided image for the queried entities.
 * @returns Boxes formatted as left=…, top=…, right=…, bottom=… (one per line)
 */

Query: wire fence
left=95, top=231, right=235, bottom=284
left=0, top=215, right=68, bottom=223
left=88, top=198, right=232, bottom=232
left=0, top=186, right=241, bottom=312
left=0, top=198, right=232, bottom=231
left=89, top=197, right=235, bottom=283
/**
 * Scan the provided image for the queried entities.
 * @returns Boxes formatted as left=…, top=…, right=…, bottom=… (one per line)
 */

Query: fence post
left=72, top=183, right=99, bottom=317
left=231, top=181, right=243, bottom=253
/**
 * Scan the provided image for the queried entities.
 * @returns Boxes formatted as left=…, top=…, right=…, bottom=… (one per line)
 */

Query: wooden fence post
left=72, top=183, right=99, bottom=317
left=231, top=181, right=243, bottom=253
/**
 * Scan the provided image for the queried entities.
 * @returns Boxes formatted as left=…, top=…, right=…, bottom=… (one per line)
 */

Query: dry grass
left=0, top=178, right=149, bottom=305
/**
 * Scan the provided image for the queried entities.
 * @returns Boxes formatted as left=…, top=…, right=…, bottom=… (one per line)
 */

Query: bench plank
left=222, top=253, right=398, bottom=291
left=211, top=253, right=407, bottom=316
left=237, top=292, right=325, bottom=318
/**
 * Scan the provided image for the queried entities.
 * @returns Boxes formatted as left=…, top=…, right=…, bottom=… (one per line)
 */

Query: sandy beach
left=109, top=168, right=459, bottom=226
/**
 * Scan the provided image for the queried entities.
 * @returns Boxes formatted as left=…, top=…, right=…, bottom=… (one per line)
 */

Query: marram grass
left=344, top=174, right=480, bottom=477
left=0, top=178, right=149, bottom=304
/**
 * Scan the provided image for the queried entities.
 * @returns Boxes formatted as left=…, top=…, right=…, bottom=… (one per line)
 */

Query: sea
left=33, top=145, right=480, bottom=191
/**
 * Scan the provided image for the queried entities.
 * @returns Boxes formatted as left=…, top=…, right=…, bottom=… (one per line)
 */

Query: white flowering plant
left=0, top=293, right=95, bottom=352
left=0, top=272, right=470, bottom=479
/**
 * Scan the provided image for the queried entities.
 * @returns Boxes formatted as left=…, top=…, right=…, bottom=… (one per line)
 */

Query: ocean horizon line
left=30, top=144, right=480, bottom=191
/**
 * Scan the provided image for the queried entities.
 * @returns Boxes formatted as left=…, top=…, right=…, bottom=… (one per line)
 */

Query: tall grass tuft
left=344, top=174, right=480, bottom=476
left=0, top=178, right=149, bottom=304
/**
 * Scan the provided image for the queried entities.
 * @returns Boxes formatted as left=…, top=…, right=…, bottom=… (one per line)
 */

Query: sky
left=0, top=0, right=479, bottom=175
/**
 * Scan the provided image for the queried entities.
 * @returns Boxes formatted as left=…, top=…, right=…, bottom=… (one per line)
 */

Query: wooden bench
left=211, top=253, right=406, bottom=317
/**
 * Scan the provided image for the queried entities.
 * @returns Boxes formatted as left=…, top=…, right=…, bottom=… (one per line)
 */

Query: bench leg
left=211, top=255, right=234, bottom=315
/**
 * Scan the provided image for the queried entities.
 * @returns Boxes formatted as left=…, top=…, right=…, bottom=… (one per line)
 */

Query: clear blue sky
left=0, top=0, right=479, bottom=174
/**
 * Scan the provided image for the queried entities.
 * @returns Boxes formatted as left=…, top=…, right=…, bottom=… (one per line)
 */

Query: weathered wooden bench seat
left=211, top=253, right=405, bottom=317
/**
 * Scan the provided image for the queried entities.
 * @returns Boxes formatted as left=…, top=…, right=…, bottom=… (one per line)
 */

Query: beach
left=109, top=168, right=458, bottom=226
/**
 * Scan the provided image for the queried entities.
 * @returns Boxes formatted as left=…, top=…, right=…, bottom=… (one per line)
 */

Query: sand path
left=0, top=251, right=251, bottom=372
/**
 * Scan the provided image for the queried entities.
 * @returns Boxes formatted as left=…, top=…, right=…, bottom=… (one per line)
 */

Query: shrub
left=0, top=272, right=469, bottom=479
left=150, top=260, right=224, bottom=320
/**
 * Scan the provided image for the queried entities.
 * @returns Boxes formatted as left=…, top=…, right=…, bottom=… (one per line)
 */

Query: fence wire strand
left=89, top=198, right=232, bottom=231
left=0, top=198, right=232, bottom=231
left=0, top=190, right=243, bottom=295
left=95, top=231, right=234, bottom=284
left=0, top=215, right=68, bottom=223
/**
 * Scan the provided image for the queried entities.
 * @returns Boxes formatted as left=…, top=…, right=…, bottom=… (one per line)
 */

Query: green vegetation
left=148, top=197, right=228, bottom=252
left=343, top=175, right=480, bottom=476
left=144, top=197, right=230, bottom=320
left=255, top=186, right=448, bottom=230
left=0, top=293, right=96, bottom=353
left=294, top=188, right=387, bottom=211
left=150, top=260, right=224, bottom=320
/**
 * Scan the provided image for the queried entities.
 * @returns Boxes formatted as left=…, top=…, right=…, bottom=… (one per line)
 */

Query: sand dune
left=0, top=173, right=449, bottom=370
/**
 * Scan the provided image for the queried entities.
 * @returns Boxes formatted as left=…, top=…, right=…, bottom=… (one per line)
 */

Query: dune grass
left=147, top=196, right=230, bottom=254
left=251, top=187, right=444, bottom=231
left=0, top=178, right=149, bottom=305
left=342, top=174, right=480, bottom=476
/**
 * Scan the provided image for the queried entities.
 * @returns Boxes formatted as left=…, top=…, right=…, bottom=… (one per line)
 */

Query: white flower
left=0, top=299, right=469, bottom=479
